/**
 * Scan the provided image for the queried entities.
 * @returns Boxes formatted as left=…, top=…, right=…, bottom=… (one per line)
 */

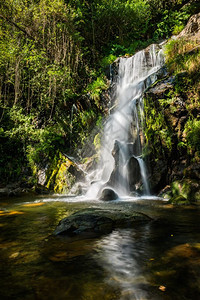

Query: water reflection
left=0, top=197, right=200, bottom=299
left=95, top=227, right=150, bottom=300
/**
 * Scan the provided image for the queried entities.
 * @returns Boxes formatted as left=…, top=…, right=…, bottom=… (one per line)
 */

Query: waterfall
left=86, top=44, right=165, bottom=199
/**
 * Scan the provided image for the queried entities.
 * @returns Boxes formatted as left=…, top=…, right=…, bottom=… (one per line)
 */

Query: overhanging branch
left=0, top=13, right=33, bottom=40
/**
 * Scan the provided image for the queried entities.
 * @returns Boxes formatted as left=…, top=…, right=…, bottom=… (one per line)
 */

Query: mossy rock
left=93, top=133, right=101, bottom=151
left=170, top=195, right=190, bottom=205
left=54, top=162, right=75, bottom=194
left=171, top=179, right=200, bottom=203
left=46, top=154, right=76, bottom=194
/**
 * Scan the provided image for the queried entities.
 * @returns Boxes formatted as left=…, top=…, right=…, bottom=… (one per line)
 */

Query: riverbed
left=0, top=195, right=200, bottom=299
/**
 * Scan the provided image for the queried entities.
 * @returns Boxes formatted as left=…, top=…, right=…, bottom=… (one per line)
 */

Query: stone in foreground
left=53, top=207, right=152, bottom=236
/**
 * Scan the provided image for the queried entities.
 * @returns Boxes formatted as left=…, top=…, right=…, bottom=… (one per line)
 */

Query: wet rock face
left=148, top=160, right=168, bottom=194
left=144, top=79, right=181, bottom=193
left=144, top=71, right=200, bottom=198
left=127, top=156, right=141, bottom=190
left=108, top=141, right=143, bottom=193
left=53, top=207, right=152, bottom=236
left=146, top=76, right=175, bottom=98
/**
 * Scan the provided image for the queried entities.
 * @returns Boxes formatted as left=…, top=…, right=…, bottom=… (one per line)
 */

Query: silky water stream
left=86, top=45, right=164, bottom=199
left=1, top=46, right=200, bottom=300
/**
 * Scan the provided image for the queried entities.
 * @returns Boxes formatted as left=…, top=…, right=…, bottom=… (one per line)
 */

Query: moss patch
left=46, top=154, right=75, bottom=194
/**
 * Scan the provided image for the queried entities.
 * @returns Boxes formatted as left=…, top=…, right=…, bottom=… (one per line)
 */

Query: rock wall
left=143, top=13, right=200, bottom=203
left=178, top=12, right=200, bottom=40
left=144, top=75, right=200, bottom=202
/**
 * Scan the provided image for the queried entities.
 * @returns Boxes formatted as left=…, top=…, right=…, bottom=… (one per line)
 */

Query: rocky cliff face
left=144, top=13, right=200, bottom=203
left=178, top=12, right=200, bottom=40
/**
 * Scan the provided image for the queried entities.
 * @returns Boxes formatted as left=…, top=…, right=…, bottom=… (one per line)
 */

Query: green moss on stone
left=93, top=133, right=101, bottom=152
left=170, top=179, right=200, bottom=204
left=54, top=162, right=75, bottom=194
left=170, top=195, right=190, bottom=205
left=46, top=153, right=76, bottom=194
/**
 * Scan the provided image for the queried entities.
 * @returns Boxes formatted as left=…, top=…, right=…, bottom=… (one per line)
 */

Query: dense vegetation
left=0, top=0, right=199, bottom=190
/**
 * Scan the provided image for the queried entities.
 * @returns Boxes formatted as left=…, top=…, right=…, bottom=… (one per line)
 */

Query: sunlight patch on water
left=22, top=202, right=45, bottom=207
left=94, top=229, right=150, bottom=300
left=0, top=210, right=24, bottom=216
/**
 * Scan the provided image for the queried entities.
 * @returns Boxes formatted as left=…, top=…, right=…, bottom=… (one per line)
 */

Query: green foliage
left=85, top=76, right=108, bottom=107
left=70, top=107, right=101, bottom=149
left=184, top=119, right=200, bottom=155
left=170, top=179, right=199, bottom=203
left=100, top=54, right=117, bottom=68
left=126, top=40, right=154, bottom=55
left=154, top=9, right=190, bottom=39
left=96, top=115, right=103, bottom=129
left=144, top=93, right=174, bottom=157
left=0, top=0, right=198, bottom=189
left=172, top=24, right=185, bottom=35
left=109, top=44, right=127, bottom=56
left=164, top=36, right=200, bottom=158
left=0, top=106, right=66, bottom=184
left=165, top=38, right=200, bottom=74
left=92, top=0, right=150, bottom=45
left=79, top=110, right=96, bottom=127
left=106, top=40, right=155, bottom=57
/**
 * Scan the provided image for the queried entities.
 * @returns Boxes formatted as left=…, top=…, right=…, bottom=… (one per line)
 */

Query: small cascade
left=70, top=104, right=77, bottom=147
left=86, top=44, right=165, bottom=199
left=137, top=157, right=150, bottom=195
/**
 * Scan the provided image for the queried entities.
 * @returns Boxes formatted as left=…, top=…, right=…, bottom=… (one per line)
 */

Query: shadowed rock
left=99, top=188, right=118, bottom=201
left=127, top=156, right=141, bottom=189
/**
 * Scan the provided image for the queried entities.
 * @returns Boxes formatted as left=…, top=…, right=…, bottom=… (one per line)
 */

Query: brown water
left=0, top=195, right=200, bottom=300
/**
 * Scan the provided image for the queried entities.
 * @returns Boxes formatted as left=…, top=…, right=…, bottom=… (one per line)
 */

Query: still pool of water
left=0, top=195, right=200, bottom=300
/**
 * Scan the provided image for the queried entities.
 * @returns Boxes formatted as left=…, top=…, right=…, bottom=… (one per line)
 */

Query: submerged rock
left=99, top=188, right=118, bottom=201
left=53, top=207, right=152, bottom=236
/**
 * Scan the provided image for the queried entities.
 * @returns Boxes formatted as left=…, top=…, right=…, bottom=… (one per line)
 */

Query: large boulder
left=99, top=188, right=118, bottom=201
left=53, top=207, right=152, bottom=236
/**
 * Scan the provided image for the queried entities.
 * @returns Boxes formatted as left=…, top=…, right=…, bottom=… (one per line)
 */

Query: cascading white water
left=86, top=44, right=164, bottom=199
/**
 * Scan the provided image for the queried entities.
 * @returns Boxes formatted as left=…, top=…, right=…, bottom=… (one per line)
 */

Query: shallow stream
left=0, top=195, right=200, bottom=299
